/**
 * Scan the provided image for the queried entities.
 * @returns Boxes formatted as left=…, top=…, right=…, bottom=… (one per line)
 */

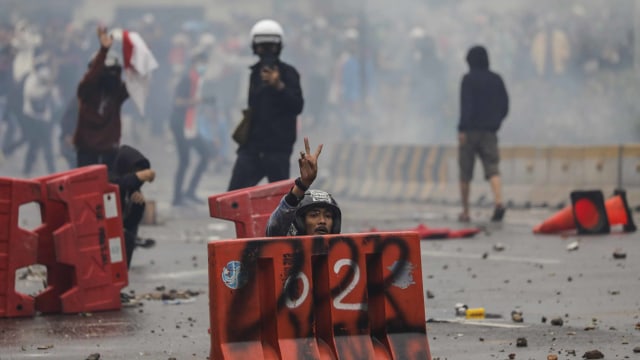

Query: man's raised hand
left=97, top=26, right=113, bottom=49
left=298, top=137, right=323, bottom=187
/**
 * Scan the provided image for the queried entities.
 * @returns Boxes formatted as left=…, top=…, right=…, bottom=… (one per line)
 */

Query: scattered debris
left=547, top=355, right=558, bottom=360
left=584, top=325, right=596, bottom=331
left=508, top=353, right=516, bottom=359
left=492, top=243, right=505, bottom=252
left=465, top=307, right=485, bottom=319
left=566, top=350, right=576, bottom=356
left=582, top=349, right=604, bottom=359
left=17, top=265, right=47, bottom=281
left=541, top=316, right=547, bottom=324
left=633, top=347, right=640, bottom=353
left=566, top=241, right=579, bottom=251
left=455, top=303, right=468, bottom=316
left=516, top=337, right=527, bottom=347
left=138, top=289, right=201, bottom=301
left=612, top=249, right=627, bottom=259
left=550, top=317, right=563, bottom=326
left=426, top=290, right=434, bottom=299
left=163, top=298, right=196, bottom=305
left=37, top=345, right=54, bottom=350
left=636, top=322, right=640, bottom=330
left=482, top=252, right=489, bottom=259
left=608, top=290, right=620, bottom=295
left=86, top=354, right=100, bottom=360
left=511, top=310, right=523, bottom=323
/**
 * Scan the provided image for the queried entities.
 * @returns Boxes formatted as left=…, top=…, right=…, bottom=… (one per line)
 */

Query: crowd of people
left=0, top=1, right=638, bottom=177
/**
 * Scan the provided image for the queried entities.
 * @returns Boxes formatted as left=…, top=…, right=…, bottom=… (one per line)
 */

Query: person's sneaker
left=135, top=237, right=156, bottom=249
left=491, top=205, right=506, bottom=222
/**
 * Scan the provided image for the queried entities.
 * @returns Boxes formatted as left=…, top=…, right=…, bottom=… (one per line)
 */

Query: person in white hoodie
left=22, top=56, right=62, bottom=175
left=11, top=20, right=41, bottom=84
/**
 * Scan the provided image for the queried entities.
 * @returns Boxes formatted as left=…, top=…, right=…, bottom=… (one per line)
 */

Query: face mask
left=259, top=54, right=278, bottom=68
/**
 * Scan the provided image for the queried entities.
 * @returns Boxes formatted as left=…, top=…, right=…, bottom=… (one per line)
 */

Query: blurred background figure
left=21, top=53, right=62, bottom=176
left=170, top=51, right=213, bottom=206
left=407, top=26, right=447, bottom=142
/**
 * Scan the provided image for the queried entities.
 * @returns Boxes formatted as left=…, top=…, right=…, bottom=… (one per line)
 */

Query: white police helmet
left=250, top=19, right=284, bottom=45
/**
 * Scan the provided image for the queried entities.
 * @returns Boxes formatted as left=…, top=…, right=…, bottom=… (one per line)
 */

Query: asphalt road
left=1, top=193, right=639, bottom=359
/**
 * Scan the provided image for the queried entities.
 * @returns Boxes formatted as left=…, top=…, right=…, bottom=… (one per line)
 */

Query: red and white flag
left=111, top=28, right=159, bottom=116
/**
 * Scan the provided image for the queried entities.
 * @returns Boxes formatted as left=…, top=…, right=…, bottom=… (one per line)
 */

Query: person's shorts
left=458, top=131, right=500, bottom=182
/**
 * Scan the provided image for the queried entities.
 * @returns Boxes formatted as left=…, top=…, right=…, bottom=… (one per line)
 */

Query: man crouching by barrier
left=109, top=145, right=155, bottom=269
left=266, top=137, right=341, bottom=237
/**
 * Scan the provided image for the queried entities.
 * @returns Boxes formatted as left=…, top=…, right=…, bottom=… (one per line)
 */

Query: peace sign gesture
left=298, top=137, right=323, bottom=188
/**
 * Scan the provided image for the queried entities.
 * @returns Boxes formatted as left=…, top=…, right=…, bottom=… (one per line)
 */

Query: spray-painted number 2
left=284, top=258, right=367, bottom=311
left=333, top=259, right=367, bottom=311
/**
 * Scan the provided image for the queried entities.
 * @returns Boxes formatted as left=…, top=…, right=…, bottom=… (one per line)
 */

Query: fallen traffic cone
left=570, top=190, right=609, bottom=235
left=368, top=223, right=480, bottom=239
left=533, top=204, right=576, bottom=234
left=605, top=189, right=637, bottom=232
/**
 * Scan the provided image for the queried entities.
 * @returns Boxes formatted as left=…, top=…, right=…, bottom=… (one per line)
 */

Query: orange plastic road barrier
left=32, top=171, right=78, bottom=314
left=0, top=178, right=41, bottom=318
left=208, top=180, right=294, bottom=238
left=36, top=165, right=128, bottom=313
left=570, top=190, right=609, bottom=235
left=605, top=189, right=637, bottom=232
left=208, top=232, right=431, bottom=360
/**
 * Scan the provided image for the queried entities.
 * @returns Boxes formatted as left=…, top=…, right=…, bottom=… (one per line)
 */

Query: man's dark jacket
left=240, top=60, right=303, bottom=154
left=109, top=145, right=149, bottom=230
left=458, top=46, right=509, bottom=133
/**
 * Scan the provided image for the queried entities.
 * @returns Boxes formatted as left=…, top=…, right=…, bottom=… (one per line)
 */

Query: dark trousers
left=123, top=201, right=145, bottom=269
left=2, top=113, right=26, bottom=156
left=23, top=117, right=55, bottom=176
left=227, top=150, right=290, bottom=191
left=172, top=132, right=211, bottom=202
left=76, top=148, right=118, bottom=171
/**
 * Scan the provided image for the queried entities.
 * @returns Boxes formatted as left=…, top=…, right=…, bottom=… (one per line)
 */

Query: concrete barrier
left=621, top=144, right=640, bottom=207
left=318, top=142, right=640, bottom=209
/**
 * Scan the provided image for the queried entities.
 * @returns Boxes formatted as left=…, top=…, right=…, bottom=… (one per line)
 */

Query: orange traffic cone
left=533, top=204, right=576, bottom=234
left=571, top=190, right=609, bottom=235
left=533, top=190, right=609, bottom=235
left=605, top=189, right=637, bottom=232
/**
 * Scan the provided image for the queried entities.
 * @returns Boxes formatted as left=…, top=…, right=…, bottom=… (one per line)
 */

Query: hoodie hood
left=113, top=145, right=150, bottom=176
left=466, top=45, right=490, bottom=70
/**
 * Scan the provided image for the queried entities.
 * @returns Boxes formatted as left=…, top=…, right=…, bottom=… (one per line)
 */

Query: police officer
left=227, top=19, right=304, bottom=191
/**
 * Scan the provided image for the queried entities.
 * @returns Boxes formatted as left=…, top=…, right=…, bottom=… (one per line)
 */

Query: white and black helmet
left=250, top=19, right=284, bottom=54
left=294, top=190, right=342, bottom=235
